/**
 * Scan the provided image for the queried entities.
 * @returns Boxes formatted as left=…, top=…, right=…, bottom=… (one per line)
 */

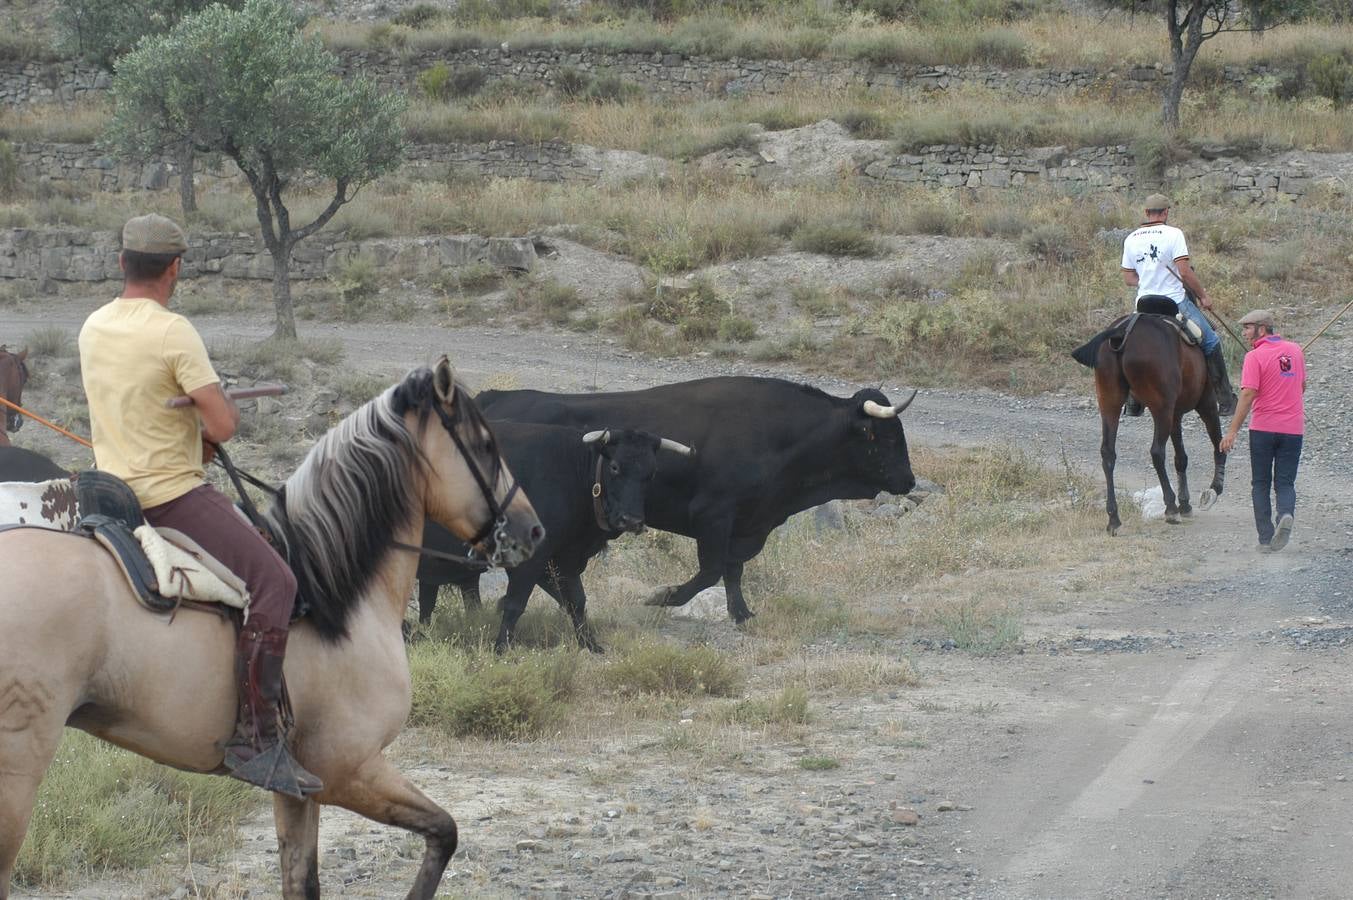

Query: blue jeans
left=1249, top=430, right=1302, bottom=544
left=1178, top=297, right=1221, bottom=354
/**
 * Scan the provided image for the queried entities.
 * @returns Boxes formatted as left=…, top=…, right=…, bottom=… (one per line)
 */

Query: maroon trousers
left=143, top=484, right=297, bottom=632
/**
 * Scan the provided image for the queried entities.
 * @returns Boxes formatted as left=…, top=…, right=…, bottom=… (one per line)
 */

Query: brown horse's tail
left=1072, top=321, right=1129, bottom=368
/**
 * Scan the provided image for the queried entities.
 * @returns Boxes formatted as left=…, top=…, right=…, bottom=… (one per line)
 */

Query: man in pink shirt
left=1220, top=309, right=1307, bottom=551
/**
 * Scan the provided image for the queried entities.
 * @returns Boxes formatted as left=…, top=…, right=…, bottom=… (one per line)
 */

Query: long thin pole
left=1207, top=309, right=1245, bottom=348
left=1303, top=296, right=1353, bottom=352
left=0, top=396, right=93, bottom=448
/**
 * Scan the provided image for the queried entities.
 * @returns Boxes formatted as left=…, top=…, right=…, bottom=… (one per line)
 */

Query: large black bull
left=416, top=423, right=693, bottom=651
left=477, top=376, right=918, bottom=623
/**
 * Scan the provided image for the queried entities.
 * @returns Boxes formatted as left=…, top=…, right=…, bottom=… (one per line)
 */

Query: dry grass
left=311, top=11, right=1353, bottom=72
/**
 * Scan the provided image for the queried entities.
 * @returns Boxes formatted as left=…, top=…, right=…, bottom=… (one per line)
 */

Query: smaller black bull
left=416, top=423, right=693, bottom=652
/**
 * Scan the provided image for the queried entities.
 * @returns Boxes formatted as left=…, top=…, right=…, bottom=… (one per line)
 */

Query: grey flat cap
left=122, top=214, right=188, bottom=254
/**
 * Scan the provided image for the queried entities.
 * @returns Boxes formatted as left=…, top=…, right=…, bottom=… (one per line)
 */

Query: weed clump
left=604, top=643, right=742, bottom=697
left=408, top=643, right=579, bottom=740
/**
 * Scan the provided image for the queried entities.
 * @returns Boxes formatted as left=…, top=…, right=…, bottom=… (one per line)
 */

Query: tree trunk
left=270, top=243, right=297, bottom=340
left=177, top=142, right=196, bottom=216
left=1162, top=65, right=1189, bottom=130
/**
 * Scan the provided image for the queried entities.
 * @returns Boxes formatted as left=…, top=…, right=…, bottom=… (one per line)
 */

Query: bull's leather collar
left=592, top=453, right=609, bottom=532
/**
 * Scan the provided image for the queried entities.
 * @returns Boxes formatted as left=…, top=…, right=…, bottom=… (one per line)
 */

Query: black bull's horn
left=862, top=389, right=918, bottom=419
left=583, top=430, right=695, bottom=457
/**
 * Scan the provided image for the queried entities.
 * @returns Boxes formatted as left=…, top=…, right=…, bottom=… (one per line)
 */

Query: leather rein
left=215, top=399, right=519, bottom=571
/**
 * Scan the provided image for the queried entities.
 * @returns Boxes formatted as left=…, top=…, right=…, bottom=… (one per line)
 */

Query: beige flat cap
left=1239, top=309, right=1275, bottom=327
left=122, top=214, right=188, bottom=254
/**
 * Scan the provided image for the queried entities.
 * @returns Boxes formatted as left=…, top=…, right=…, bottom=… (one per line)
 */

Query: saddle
left=1070, top=295, right=1201, bottom=369
left=0, top=471, right=249, bottom=617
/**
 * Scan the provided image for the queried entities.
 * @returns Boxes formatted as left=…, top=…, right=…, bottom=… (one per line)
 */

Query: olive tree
left=1118, top=1, right=1314, bottom=129
left=105, top=0, right=405, bottom=339
left=57, top=0, right=246, bottom=214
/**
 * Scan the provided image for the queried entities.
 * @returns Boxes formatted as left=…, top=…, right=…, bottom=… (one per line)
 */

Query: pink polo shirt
left=1240, top=335, right=1306, bottom=435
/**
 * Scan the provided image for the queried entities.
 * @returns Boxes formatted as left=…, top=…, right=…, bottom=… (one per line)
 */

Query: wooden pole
left=166, top=384, right=288, bottom=409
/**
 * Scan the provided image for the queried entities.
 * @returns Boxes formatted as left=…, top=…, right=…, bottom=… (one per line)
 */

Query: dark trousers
left=1249, top=430, right=1303, bottom=545
left=143, top=484, right=297, bottom=631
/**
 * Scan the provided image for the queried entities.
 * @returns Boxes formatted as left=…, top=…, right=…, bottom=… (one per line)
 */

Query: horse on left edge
left=0, top=346, right=29, bottom=448
left=0, top=357, right=544, bottom=900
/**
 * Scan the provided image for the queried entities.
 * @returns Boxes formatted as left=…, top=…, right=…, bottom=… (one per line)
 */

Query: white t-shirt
left=1121, top=222, right=1189, bottom=305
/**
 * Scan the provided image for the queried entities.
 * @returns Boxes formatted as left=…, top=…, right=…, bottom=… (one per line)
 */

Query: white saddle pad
left=134, top=525, right=250, bottom=609
left=0, top=479, right=78, bottom=530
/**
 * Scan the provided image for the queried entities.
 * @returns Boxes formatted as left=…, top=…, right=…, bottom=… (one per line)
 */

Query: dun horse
left=0, top=346, right=29, bottom=448
left=1085, top=312, right=1227, bottom=534
left=0, top=358, right=543, bottom=899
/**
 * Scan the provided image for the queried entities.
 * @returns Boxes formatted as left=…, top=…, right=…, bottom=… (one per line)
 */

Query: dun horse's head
left=421, top=356, right=543, bottom=568
left=0, top=346, right=30, bottom=433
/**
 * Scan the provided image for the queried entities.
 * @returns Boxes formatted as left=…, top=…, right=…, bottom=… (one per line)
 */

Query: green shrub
left=1309, top=52, right=1353, bottom=104
left=455, top=0, right=552, bottom=21
left=792, top=222, right=879, bottom=257
left=514, top=278, right=585, bottom=324
left=798, top=755, right=840, bottom=771
left=717, top=314, right=758, bottom=342
left=604, top=643, right=742, bottom=697
left=449, top=67, right=491, bottom=97
left=647, top=279, right=731, bottom=327
left=905, top=201, right=961, bottom=236
left=368, top=23, right=414, bottom=50
left=0, top=140, right=16, bottom=199
left=835, top=110, right=891, bottom=140
left=584, top=73, right=642, bottom=104
left=718, top=686, right=810, bottom=726
left=554, top=67, right=592, bottom=98
left=416, top=62, right=453, bottom=101
left=672, top=123, right=761, bottom=159
left=935, top=599, right=1022, bottom=655
left=408, top=643, right=579, bottom=740
left=1021, top=222, right=1080, bottom=264
left=393, top=3, right=447, bottom=28
left=332, top=256, right=381, bottom=320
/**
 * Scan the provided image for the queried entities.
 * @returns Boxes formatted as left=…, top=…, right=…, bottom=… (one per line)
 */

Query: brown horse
left=0, top=346, right=29, bottom=448
left=0, top=357, right=544, bottom=899
left=1091, top=314, right=1227, bottom=535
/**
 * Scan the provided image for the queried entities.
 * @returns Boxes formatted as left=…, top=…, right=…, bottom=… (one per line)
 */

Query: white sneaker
left=1270, top=514, right=1294, bottom=551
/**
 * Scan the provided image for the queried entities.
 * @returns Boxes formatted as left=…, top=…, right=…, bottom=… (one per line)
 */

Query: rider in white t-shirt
left=1121, top=193, right=1236, bottom=415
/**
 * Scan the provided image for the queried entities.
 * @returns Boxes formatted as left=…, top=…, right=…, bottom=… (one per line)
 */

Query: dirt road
left=3, top=297, right=1351, bottom=899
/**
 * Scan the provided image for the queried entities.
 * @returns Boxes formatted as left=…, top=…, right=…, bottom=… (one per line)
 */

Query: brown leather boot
left=223, top=625, right=323, bottom=799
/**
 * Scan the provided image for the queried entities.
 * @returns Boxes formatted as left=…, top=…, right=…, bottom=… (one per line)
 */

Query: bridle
left=423, top=395, right=522, bottom=567
left=217, top=388, right=520, bottom=571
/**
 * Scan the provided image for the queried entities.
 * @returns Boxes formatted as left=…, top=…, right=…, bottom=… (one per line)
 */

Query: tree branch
left=290, top=177, right=351, bottom=244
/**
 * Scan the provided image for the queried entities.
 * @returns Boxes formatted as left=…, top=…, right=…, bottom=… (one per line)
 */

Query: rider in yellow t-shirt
left=78, top=214, right=321, bottom=799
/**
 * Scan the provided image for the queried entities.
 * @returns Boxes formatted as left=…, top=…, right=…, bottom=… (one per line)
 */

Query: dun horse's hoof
left=1198, top=489, right=1218, bottom=510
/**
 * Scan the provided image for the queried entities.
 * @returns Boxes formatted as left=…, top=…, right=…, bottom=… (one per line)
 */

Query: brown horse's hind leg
left=1095, top=358, right=1129, bottom=535
left=1147, top=404, right=1182, bottom=523
left=0, top=709, right=65, bottom=897
left=323, top=755, right=457, bottom=900
left=274, top=795, right=321, bottom=900
left=1171, top=415, right=1192, bottom=517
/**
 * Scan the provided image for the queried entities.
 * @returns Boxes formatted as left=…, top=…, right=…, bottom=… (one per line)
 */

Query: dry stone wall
left=0, top=227, right=536, bottom=285
left=0, top=50, right=1281, bottom=107
left=15, top=138, right=1340, bottom=205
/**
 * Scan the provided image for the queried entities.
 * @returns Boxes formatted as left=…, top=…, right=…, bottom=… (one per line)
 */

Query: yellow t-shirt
left=78, top=298, right=220, bottom=508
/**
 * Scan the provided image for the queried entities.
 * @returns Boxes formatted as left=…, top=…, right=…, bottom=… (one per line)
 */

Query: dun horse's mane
left=266, top=367, right=493, bottom=643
